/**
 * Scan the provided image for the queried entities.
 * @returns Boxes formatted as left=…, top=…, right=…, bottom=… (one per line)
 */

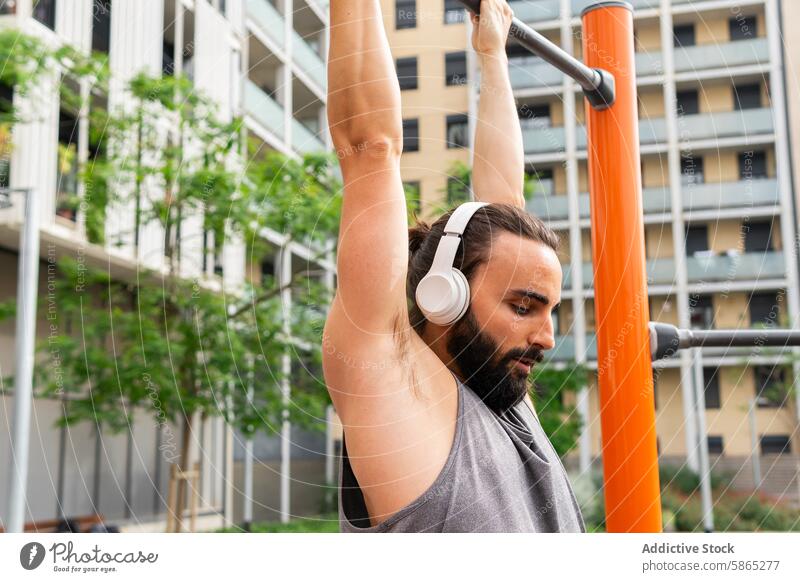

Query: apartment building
left=379, top=0, right=474, bottom=215
left=0, top=0, right=334, bottom=529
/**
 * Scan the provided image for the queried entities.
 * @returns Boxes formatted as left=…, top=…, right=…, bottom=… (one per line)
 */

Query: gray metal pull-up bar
left=650, top=322, right=800, bottom=361
left=458, top=0, right=617, bottom=110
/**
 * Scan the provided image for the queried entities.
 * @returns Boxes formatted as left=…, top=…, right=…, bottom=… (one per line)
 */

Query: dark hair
left=407, top=203, right=560, bottom=333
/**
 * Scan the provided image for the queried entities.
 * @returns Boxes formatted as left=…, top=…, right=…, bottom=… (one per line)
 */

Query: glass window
left=689, top=294, right=714, bottom=330
left=733, top=84, right=761, bottom=110
left=729, top=15, right=756, bottom=41
left=707, top=436, right=724, bottom=455
left=703, top=367, right=720, bottom=409
left=92, top=1, right=112, bottom=54
left=673, top=24, right=695, bottom=47
left=684, top=224, right=709, bottom=256
left=680, top=154, right=704, bottom=186
left=396, top=57, right=418, bottom=91
left=743, top=221, right=774, bottom=253
left=748, top=292, right=779, bottom=327
left=754, top=366, right=787, bottom=408
left=396, top=0, right=416, bottom=30
left=444, top=0, right=465, bottom=24
left=445, top=51, right=467, bottom=86
left=760, top=435, right=791, bottom=455
left=402, top=118, right=419, bottom=152
left=738, top=150, right=768, bottom=180
left=33, top=0, right=56, bottom=30
left=446, top=114, right=469, bottom=149
left=676, top=89, right=699, bottom=116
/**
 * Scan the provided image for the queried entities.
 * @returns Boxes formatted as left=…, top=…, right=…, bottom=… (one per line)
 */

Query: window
left=446, top=114, right=469, bottom=149
left=703, top=367, right=720, bottom=409
left=760, top=435, right=791, bottom=455
left=680, top=154, right=704, bottom=186
left=396, top=57, right=418, bottom=91
left=684, top=224, right=709, bottom=256
left=261, top=256, right=275, bottom=281
left=56, top=108, right=79, bottom=222
left=673, top=24, right=695, bottom=47
left=754, top=366, right=787, bottom=408
left=33, top=0, right=56, bottom=30
left=519, top=103, right=552, bottom=128
left=396, top=0, right=416, bottom=30
left=729, top=15, right=756, bottom=42
left=403, top=181, right=421, bottom=216
left=444, top=0, right=465, bottom=24
left=739, top=151, right=768, bottom=180
left=527, top=168, right=554, bottom=197
left=743, top=220, right=774, bottom=252
left=749, top=292, right=779, bottom=327
left=689, top=294, right=714, bottom=330
left=733, top=84, right=761, bottom=110
left=676, top=89, right=699, bottom=116
left=707, top=436, right=724, bottom=455
left=92, top=1, right=112, bottom=54
left=402, top=118, right=419, bottom=152
left=445, top=51, right=467, bottom=86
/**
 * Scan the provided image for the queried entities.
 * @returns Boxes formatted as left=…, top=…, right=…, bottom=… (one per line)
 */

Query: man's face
left=446, top=232, right=562, bottom=414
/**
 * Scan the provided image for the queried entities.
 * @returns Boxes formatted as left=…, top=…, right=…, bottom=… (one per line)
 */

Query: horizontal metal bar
left=649, top=322, right=800, bottom=361
left=457, top=0, right=615, bottom=109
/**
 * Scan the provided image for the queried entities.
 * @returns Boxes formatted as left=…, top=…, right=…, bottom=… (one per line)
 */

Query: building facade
left=0, top=0, right=335, bottom=530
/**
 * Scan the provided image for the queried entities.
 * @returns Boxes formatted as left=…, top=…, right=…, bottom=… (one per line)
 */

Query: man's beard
left=446, top=308, right=544, bottom=415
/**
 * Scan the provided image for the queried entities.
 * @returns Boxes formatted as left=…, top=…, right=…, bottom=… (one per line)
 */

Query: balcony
left=292, top=118, right=325, bottom=154
left=547, top=334, right=598, bottom=362
left=636, top=38, right=770, bottom=77
left=247, top=0, right=285, bottom=48
left=509, top=57, right=564, bottom=90
left=510, top=0, right=560, bottom=23
left=292, top=31, right=326, bottom=91
left=245, top=80, right=285, bottom=140
left=524, top=108, right=773, bottom=155
left=528, top=179, right=780, bottom=222
left=562, top=251, right=786, bottom=289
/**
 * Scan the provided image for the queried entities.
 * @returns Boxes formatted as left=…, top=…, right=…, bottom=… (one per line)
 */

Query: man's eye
left=513, top=304, right=530, bottom=315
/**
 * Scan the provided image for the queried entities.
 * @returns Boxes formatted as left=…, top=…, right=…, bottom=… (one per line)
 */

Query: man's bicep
left=335, top=153, right=410, bottom=335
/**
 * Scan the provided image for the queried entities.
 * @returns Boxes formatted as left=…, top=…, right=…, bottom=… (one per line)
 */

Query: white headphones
left=415, top=201, right=489, bottom=326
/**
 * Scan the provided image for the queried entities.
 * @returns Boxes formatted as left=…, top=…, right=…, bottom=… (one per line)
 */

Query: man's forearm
left=472, top=51, right=525, bottom=208
left=328, top=1, right=401, bottom=151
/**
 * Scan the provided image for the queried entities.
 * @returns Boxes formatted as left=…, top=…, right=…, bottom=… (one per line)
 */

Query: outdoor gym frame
left=459, top=0, right=800, bottom=532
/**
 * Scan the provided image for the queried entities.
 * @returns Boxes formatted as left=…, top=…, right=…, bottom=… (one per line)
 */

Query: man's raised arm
left=469, top=0, right=525, bottom=208
left=327, top=1, right=408, bottom=336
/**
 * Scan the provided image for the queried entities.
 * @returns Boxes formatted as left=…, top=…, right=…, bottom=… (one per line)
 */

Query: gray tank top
left=338, top=371, right=586, bottom=532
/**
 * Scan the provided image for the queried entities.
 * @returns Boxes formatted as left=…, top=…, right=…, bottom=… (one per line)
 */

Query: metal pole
left=691, top=351, right=714, bottom=532
left=748, top=398, right=762, bottom=491
left=582, top=3, right=661, bottom=532
left=243, top=382, right=254, bottom=529
left=7, top=187, right=39, bottom=533
left=650, top=323, right=800, bottom=361
left=457, top=0, right=616, bottom=109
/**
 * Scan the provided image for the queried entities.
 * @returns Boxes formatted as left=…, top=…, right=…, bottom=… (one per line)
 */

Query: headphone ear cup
left=448, top=268, right=470, bottom=324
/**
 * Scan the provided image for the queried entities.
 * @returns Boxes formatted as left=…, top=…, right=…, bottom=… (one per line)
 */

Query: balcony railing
left=510, top=0, right=560, bottom=23
left=528, top=178, right=780, bottom=222
left=292, top=31, right=326, bottom=90
left=244, top=79, right=285, bottom=139
left=247, top=0, right=285, bottom=48
left=292, top=118, right=324, bottom=154
left=524, top=108, right=773, bottom=155
left=562, top=251, right=786, bottom=289
left=509, top=56, right=564, bottom=89
left=547, top=334, right=598, bottom=362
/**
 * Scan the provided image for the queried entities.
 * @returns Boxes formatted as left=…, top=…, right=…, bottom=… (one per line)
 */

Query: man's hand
left=470, top=0, right=514, bottom=58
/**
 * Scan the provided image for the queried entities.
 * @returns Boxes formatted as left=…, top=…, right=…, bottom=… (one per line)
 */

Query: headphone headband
left=427, top=202, right=489, bottom=276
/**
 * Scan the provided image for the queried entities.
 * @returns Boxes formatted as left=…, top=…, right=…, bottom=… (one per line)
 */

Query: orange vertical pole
left=582, top=2, right=662, bottom=532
